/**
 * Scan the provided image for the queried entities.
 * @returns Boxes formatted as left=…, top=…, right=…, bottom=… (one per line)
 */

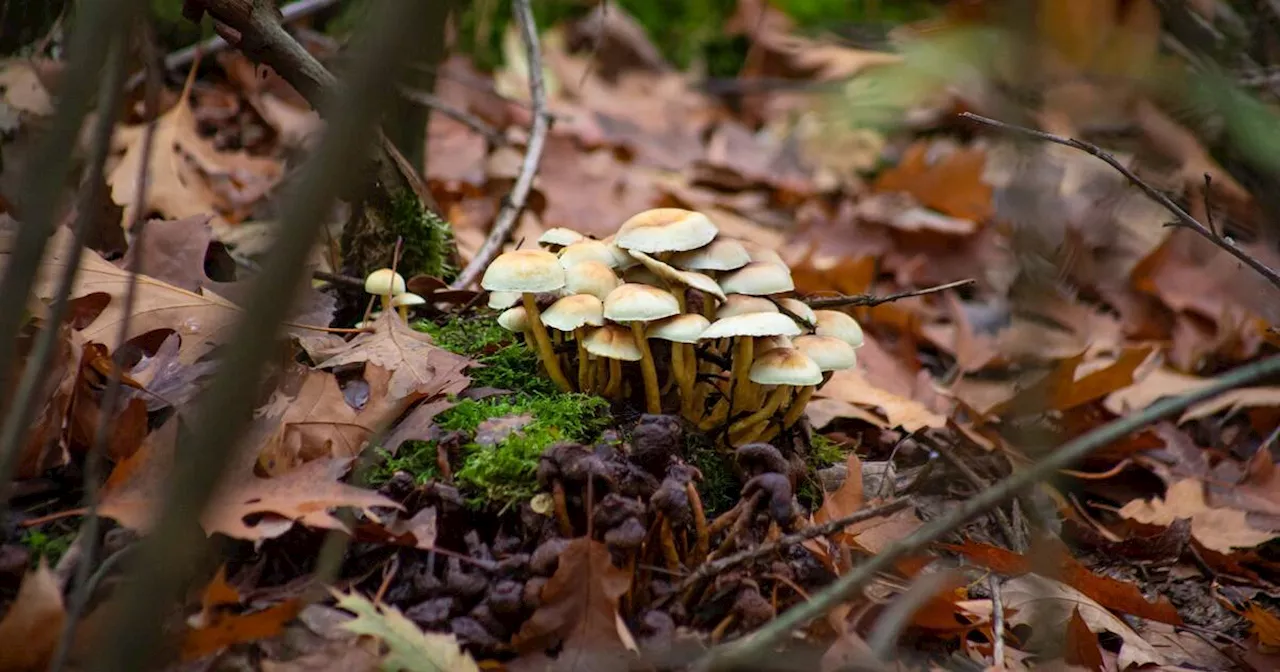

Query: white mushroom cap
left=603, top=283, right=680, bottom=323
left=628, top=250, right=727, bottom=302
left=646, top=313, right=710, bottom=343
left=719, top=262, right=794, bottom=296
left=741, top=241, right=788, bottom=267
left=539, top=227, right=585, bottom=248
left=794, top=334, right=857, bottom=371
left=365, top=268, right=406, bottom=296
left=542, top=294, right=605, bottom=332
left=488, top=290, right=521, bottom=310
left=717, top=294, right=779, bottom=319
left=482, top=250, right=565, bottom=293
left=558, top=239, right=618, bottom=269
left=700, top=312, right=802, bottom=340
left=813, top=310, right=865, bottom=348
left=754, top=335, right=793, bottom=351
left=749, top=347, right=823, bottom=386
left=615, top=208, right=718, bottom=253
left=390, top=292, right=426, bottom=308
left=497, top=306, right=530, bottom=332
left=672, top=238, right=751, bottom=272
left=603, top=235, right=640, bottom=270
left=564, top=260, right=620, bottom=300
left=584, top=324, right=642, bottom=361
left=776, top=298, right=816, bottom=324
left=623, top=265, right=664, bottom=286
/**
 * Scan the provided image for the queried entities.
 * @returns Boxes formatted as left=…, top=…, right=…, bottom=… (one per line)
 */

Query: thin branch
left=989, top=574, right=1006, bottom=667
left=450, top=0, right=551, bottom=290
left=804, top=278, right=974, bottom=310
left=960, top=112, right=1280, bottom=293
left=90, top=3, right=437, bottom=670
left=696, top=353, right=1280, bottom=671
left=0, top=0, right=140, bottom=513
left=666, top=498, right=913, bottom=599
left=397, top=85, right=505, bottom=144
left=49, top=31, right=135, bottom=672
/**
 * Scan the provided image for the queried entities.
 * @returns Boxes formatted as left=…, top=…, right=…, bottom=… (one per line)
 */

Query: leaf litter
left=5, top=1, right=1280, bottom=671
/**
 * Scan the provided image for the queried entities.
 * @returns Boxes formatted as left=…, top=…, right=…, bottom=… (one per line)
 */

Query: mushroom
left=671, top=237, right=751, bottom=273
left=558, top=239, right=619, bottom=269
left=717, top=294, right=779, bottom=319
left=719, top=261, right=795, bottom=297
left=542, top=294, right=606, bottom=392
left=729, top=347, right=822, bottom=445
left=602, top=283, right=680, bottom=414
left=563, top=260, right=620, bottom=300
left=390, top=292, right=426, bottom=321
left=364, top=267, right=406, bottom=311
left=698, top=312, right=802, bottom=424
left=583, top=324, right=642, bottom=399
left=481, top=250, right=573, bottom=391
left=538, top=227, right=585, bottom=251
left=488, top=291, right=521, bottom=310
left=627, top=249, right=726, bottom=313
left=646, top=313, right=709, bottom=419
left=813, top=310, right=865, bottom=348
left=740, top=241, right=788, bottom=268
left=602, top=234, right=640, bottom=270
left=783, top=334, right=857, bottom=429
left=614, top=208, right=719, bottom=258
left=775, top=297, right=816, bottom=329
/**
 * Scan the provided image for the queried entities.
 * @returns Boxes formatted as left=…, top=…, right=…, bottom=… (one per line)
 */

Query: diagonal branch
left=804, top=278, right=975, bottom=309
left=960, top=111, right=1280, bottom=293
left=696, top=353, right=1280, bottom=671
left=450, top=0, right=551, bottom=290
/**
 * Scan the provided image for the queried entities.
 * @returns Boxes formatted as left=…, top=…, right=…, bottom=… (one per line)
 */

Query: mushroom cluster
left=362, top=267, right=426, bottom=321
left=480, top=208, right=864, bottom=445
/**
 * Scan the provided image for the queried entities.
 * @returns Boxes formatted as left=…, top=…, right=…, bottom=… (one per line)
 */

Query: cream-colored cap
left=794, top=334, right=856, bottom=371
left=700, top=312, right=801, bottom=339
left=482, top=250, right=565, bottom=293
left=603, top=283, right=680, bottom=323
left=813, top=310, right=864, bottom=348
left=584, top=324, right=642, bottom=361
left=672, top=238, right=750, bottom=272
left=615, top=208, right=718, bottom=253
left=717, top=294, right=778, bottom=318
left=749, top=347, right=822, bottom=386
left=542, top=294, right=605, bottom=331
left=646, top=313, right=710, bottom=343
left=564, top=260, right=620, bottom=300
left=719, top=261, right=794, bottom=296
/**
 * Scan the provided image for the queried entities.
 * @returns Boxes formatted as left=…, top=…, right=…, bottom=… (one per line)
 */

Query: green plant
left=20, top=528, right=73, bottom=564
left=388, top=192, right=455, bottom=280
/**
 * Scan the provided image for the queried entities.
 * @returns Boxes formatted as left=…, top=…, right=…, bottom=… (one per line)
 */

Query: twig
left=989, top=574, right=1005, bottom=667
left=696, top=353, right=1280, bottom=671
left=0, top=0, right=139, bottom=513
left=926, top=435, right=1026, bottom=552
left=90, top=4, right=436, bottom=671
left=960, top=112, right=1280, bottom=293
left=449, top=0, right=551, bottom=290
left=125, top=0, right=341, bottom=90
left=49, top=32, right=137, bottom=672
left=805, top=279, right=974, bottom=309
left=866, top=568, right=958, bottom=661
left=397, top=86, right=505, bottom=144
left=666, top=498, right=913, bottom=599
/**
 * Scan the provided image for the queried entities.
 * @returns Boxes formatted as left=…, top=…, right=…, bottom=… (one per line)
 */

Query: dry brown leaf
left=98, top=413, right=400, bottom=541
left=312, top=312, right=472, bottom=400
left=513, top=538, right=633, bottom=671
left=815, top=368, right=945, bottom=432
left=11, top=227, right=241, bottom=365
left=108, top=74, right=281, bottom=228
left=1246, top=604, right=1280, bottom=648
left=847, top=506, right=922, bottom=555
left=121, top=214, right=216, bottom=293
left=1064, top=607, right=1105, bottom=670
left=1002, top=573, right=1164, bottom=669
left=1105, top=366, right=1280, bottom=423
left=1118, top=478, right=1279, bottom=554
left=872, top=141, right=993, bottom=223
left=815, top=453, right=864, bottom=529
left=0, top=563, right=65, bottom=672
left=182, top=599, right=303, bottom=661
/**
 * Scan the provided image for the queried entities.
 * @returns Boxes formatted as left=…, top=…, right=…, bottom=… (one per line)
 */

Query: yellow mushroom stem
left=630, top=322, right=662, bottom=414
left=574, top=329, right=590, bottom=393
left=698, top=378, right=733, bottom=431
left=686, top=482, right=709, bottom=566
left=658, top=515, right=682, bottom=572
left=729, top=337, right=753, bottom=414
left=728, top=386, right=786, bottom=444
left=521, top=293, right=573, bottom=392
left=781, top=385, right=815, bottom=429
left=604, top=358, right=623, bottom=398
left=673, top=344, right=695, bottom=419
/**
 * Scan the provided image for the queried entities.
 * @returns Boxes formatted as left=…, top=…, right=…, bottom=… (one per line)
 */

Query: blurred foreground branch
left=961, top=112, right=1280, bottom=293
left=697, top=353, right=1280, bottom=671
left=90, top=3, right=435, bottom=669
left=450, top=0, right=551, bottom=290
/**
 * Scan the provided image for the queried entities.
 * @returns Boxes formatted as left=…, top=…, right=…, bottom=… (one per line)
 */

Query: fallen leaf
left=815, top=368, right=945, bottom=432
left=847, top=506, right=922, bottom=555
left=1064, top=607, right=1105, bottom=671
left=873, top=141, right=993, bottom=222
left=1002, top=573, right=1164, bottom=669
left=333, top=589, right=480, bottom=672
left=0, top=563, right=65, bottom=672
left=815, top=453, right=864, bottom=530
left=353, top=507, right=439, bottom=551
left=182, top=599, right=303, bottom=661
left=1118, top=478, right=1279, bottom=554
left=312, top=312, right=472, bottom=400
left=121, top=214, right=216, bottom=293
left=1245, top=603, right=1280, bottom=648
left=474, top=413, right=534, bottom=446
left=513, top=538, right=633, bottom=671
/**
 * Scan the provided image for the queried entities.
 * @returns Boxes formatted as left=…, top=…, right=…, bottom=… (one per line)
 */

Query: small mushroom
left=603, top=283, right=680, bottom=414
left=538, top=227, right=585, bottom=251
left=627, top=249, right=726, bottom=312
left=671, top=238, right=751, bottom=273
left=646, top=314, right=710, bottom=419
left=775, top=297, right=816, bottom=328
left=583, top=324, right=642, bottom=400
left=563, top=260, right=620, bottom=301
left=488, top=290, right=521, bottom=310
left=719, top=261, right=795, bottom=296
left=482, top=250, right=573, bottom=391
left=813, top=309, right=865, bottom=348
left=630, top=413, right=682, bottom=476
left=784, top=334, right=857, bottom=429
left=542, top=294, right=605, bottom=392
left=729, top=347, right=822, bottom=444
left=717, top=294, right=779, bottom=319
left=698, top=312, right=802, bottom=425
left=559, top=239, right=619, bottom=269
left=740, top=241, right=788, bottom=267
left=614, top=208, right=719, bottom=256
left=364, top=267, right=406, bottom=311
left=390, top=292, right=425, bottom=321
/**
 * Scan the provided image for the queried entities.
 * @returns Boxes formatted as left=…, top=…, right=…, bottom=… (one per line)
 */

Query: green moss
left=416, top=315, right=559, bottom=394
left=20, top=528, right=73, bottom=564
left=797, top=433, right=851, bottom=510
left=389, top=192, right=455, bottom=280
left=688, top=436, right=739, bottom=515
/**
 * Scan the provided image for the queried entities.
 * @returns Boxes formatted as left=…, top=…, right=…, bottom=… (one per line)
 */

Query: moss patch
left=389, top=192, right=455, bottom=281
left=378, top=315, right=610, bottom=508
left=20, top=528, right=73, bottom=565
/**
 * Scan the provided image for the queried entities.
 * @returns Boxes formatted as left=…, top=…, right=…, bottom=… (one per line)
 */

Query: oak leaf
left=312, top=312, right=472, bottom=400
left=333, top=590, right=480, bottom=672
left=1119, top=478, right=1279, bottom=554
